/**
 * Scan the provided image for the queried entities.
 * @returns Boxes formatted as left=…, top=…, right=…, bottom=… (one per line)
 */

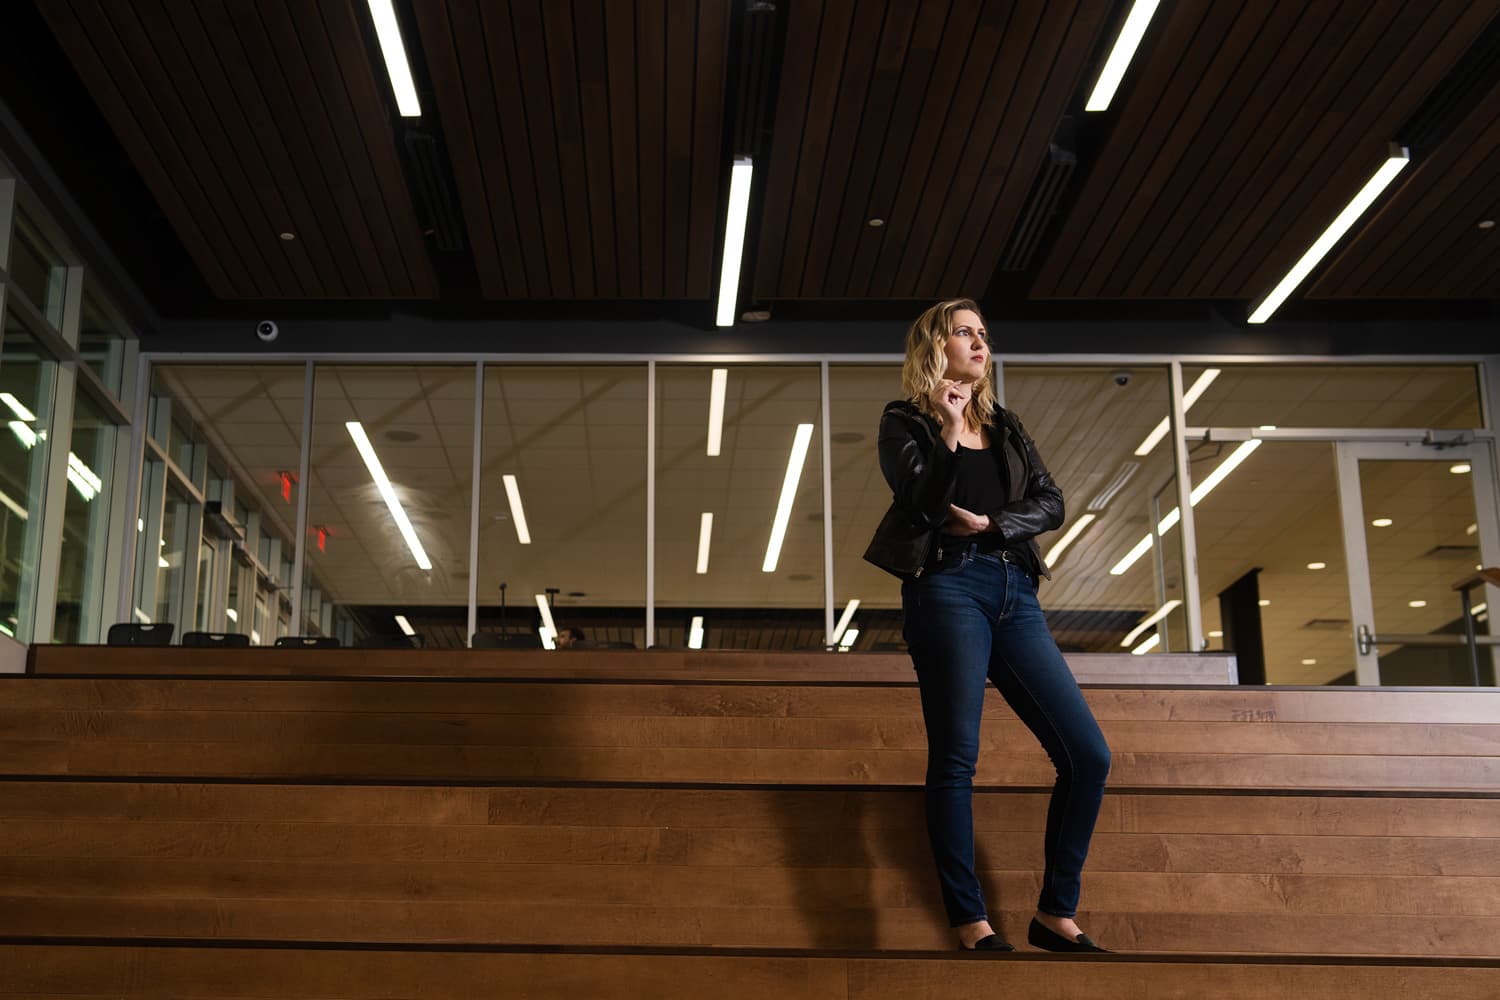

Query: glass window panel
left=152, top=365, right=306, bottom=643
left=155, top=487, right=190, bottom=628
left=1360, top=459, right=1492, bottom=686
left=53, top=389, right=122, bottom=643
left=78, top=289, right=128, bottom=395
left=1003, top=366, right=1188, bottom=654
left=1183, top=364, right=1482, bottom=430
left=0, top=311, right=58, bottom=642
left=477, top=365, right=646, bottom=649
left=196, top=539, right=215, bottom=631
left=7, top=211, right=68, bottom=327
left=311, top=364, right=475, bottom=647
left=1193, top=441, right=1355, bottom=684
left=654, top=365, right=824, bottom=650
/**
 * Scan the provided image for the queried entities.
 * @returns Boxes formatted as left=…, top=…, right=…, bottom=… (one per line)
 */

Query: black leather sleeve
left=989, top=414, right=1064, bottom=543
left=877, top=408, right=959, bottom=529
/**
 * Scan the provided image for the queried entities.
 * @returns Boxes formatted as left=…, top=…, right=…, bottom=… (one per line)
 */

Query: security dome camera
left=1111, top=369, right=1131, bottom=387
left=255, top=320, right=279, bottom=342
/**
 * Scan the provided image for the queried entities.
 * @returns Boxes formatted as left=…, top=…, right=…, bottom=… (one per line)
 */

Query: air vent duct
left=403, top=128, right=466, bottom=252
left=1087, top=461, right=1140, bottom=511
left=731, top=1, right=781, bottom=157
left=1001, top=116, right=1077, bottom=272
left=1398, top=14, right=1500, bottom=156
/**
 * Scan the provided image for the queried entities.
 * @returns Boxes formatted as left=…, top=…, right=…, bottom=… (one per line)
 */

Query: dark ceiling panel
left=752, top=0, right=1110, bottom=301
left=36, top=0, right=437, bottom=300
left=1309, top=79, right=1500, bottom=299
left=1031, top=0, right=1500, bottom=302
left=414, top=0, right=731, bottom=300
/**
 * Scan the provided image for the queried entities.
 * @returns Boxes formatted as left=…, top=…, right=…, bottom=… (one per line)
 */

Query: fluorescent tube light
left=1044, top=513, right=1096, bottom=568
left=696, top=512, right=714, bottom=574
left=1110, top=440, right=1261, bottom=575
left=539, top=626, right=556, bottom=650
left=1085, top=0, right=1160, bottom=111
left=762, top=423, right=814, bottom=572
left=67, top=453, right=102, bottom=501
left=707, top=368, right=727, bottom=455
left=715, top=158, right=754, bottom=327
left=1133, top=369, right=1220, bottom=456
left=838, top=628, right=859, bottom=652
left=364, top=0, right=422, bottom=116
left=0, top=489, right=28, bottom=521
left=0, top=393, right=36, bottom=422
left=502, top=474, right=532, bottom=544
left=1248, top=148, right=1409, bottom=324
left=1121, top=599, right=1182, bottom=647
left=346, top=422, right=432, bottom=570
left=394, top=615, right=416, bottom=636
left=1473, top=603, right=1488, bottom=616
left=688, top=615, right=705, bottom=650
left=225, top=608, right=239, bottom=623
left=830, top=599, right=860, bottom=645
left=1130, top=633, right=1161, bottom=655
left=535, top=594, right=556, bottom=635
left=9, top=422, right=36, bottom=449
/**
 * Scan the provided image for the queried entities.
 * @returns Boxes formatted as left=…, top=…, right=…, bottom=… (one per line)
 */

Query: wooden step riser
left=5, top=711, right=1499, bottom=756
left=6, top=678, right=1498, bottom=724
left=7, top=740, right=1493, bottom=789
left=3, top=946, right=1495, bottom=1000
left=4, top=784, right=1497, bottom=839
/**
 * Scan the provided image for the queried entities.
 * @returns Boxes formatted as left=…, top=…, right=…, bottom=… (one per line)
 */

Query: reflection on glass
left=655, top=366, right=823, bottom=650
left=0, top=311, right=58, bottom=642
left=1360, top=460, right=1491, bottom=686
left=1193, top=442, right=1355, bottom=684
left=8, top=211, right=68, bottom=327
left=478, top=366, right=646, bottom=649
left=155, top=490, right=189, bottom=628
left=151, top=365, right=307, bottom=644
left=1002, top=366, right=1187, bottom=654
left=309, top=365, right=474, bottom=647
left=1184, top=365, right=1482, bottom=430
left=53, top=390, right=120, bottom=643
left=79, top=289, right=129, bottom=395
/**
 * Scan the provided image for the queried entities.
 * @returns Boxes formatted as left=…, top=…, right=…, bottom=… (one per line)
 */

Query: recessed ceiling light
left=1450, top=463, right=1471, bottom=474
left=1307, top=562, right=1326, bottom=570
left=278, top=232, right=296, bottom=241
left=867, top=218, right=885, bottom=227
left=1258, top=599, right=1271, bottom=607
left=1479, top=220, right=1496, bottom=230
left=1371, top=517, right=1393, bottom=527
left=1408, top=600, right=1427, bottom=608
left=1301, top=658, right=1317, bottom=666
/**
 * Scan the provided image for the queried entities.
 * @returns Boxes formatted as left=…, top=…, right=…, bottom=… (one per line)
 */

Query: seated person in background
left=554, top=626, right=589, bottom=649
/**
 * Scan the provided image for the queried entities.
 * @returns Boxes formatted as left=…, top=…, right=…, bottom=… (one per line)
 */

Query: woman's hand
left=929, top=379, right=970, bottom=449
left=944, top=504, right=991, bottom=536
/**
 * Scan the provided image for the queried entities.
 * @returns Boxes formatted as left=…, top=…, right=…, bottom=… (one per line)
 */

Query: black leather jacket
left=863, top=400, right=1064, bottom=581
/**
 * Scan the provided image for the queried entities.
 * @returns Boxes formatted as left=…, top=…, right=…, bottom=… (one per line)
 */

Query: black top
left=941, top=444, right=1009, bottom=552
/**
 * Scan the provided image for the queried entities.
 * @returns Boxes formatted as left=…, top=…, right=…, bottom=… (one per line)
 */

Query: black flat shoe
left=958, top=933, right=1015, bottom=952
left=1027, top=918, right=1109, bottom=953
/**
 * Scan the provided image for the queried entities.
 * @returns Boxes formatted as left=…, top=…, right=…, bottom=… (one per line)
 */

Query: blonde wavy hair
left=900, top=298, right=997, bottom=429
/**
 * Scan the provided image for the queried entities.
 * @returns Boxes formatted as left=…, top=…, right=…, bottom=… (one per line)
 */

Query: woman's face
left=941, top=308, right=990, bottom=384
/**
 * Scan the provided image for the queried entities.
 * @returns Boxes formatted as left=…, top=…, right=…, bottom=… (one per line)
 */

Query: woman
left=864, top=299, right=1111, bottom=953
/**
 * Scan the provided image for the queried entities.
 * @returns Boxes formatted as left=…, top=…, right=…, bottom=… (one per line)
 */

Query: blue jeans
left=902, top=546, right=1110, bottom=925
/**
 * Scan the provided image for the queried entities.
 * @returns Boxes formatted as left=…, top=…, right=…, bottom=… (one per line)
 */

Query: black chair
left=181, top=631, right=251, bottom=648
left=471, top=631, right=542, bottom=649
left=106, top=622, right=174, bottom=646
left=273, top=635, right=341, bottom=649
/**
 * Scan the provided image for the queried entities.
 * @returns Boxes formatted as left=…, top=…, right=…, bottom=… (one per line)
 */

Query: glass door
left=1336, top=441, right=1500, bottom=686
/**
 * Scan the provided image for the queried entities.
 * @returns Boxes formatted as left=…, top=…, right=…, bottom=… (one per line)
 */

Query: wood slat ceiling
left=413, top=0, right=730, bottom=299
left=37, top=0, right=437, bottom=300
left=1309, top=77, right=1500, bottom=299
left=1031, top=0, right=1500, bottom=301
left=751, top=0, right=1111, bottom=301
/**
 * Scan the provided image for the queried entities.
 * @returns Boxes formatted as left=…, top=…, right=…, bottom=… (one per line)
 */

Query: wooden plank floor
left=28, top=646, right=1240, bottom=685
left=1, top=945, right=1496, bottom=999
left=1, top=781, right=1496, bottom=955
left=3, top=678, right=1495, bottom=790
